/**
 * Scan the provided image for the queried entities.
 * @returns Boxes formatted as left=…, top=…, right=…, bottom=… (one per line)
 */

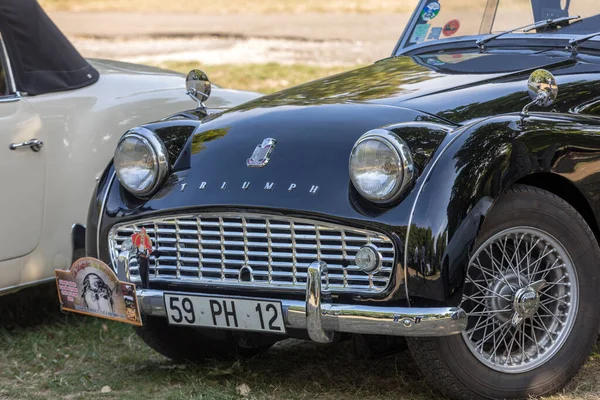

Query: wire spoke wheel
left=407, top=186, right=600, bottom=399
left=461, top=226, right=578, bottom=373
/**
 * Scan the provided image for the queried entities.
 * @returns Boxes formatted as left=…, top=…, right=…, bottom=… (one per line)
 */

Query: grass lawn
left=1, top=283, right=600, bottom=399
left=150, top=62, right=355, bottom=94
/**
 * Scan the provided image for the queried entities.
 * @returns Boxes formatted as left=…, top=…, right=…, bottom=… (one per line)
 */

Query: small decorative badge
left=247, top=138, right=276, bottom=168
left=443, top=19, right=461, bottom=37
left=421, top=2, right=440, bottom=21
left=411, top=24, right=431, bottom=43
left=54, top=257, right=142, bottom=326
left=427, top=27, right=443, bottom=41
left=131, top=227, right=153, bottom=257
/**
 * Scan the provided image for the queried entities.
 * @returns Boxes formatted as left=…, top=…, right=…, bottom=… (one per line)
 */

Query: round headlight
left=349, top=129, right=414, bottom=203
left=114, top=127, right=169, bottom=197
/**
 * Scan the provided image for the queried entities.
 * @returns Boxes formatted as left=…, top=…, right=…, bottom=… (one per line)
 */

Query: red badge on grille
left=132, top=228, right=153, bottom=257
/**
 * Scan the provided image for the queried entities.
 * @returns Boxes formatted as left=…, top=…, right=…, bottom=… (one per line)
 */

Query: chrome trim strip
left=0, top=277, right=55, bottom=296
left=97, top=171, right=117, bottom=258
left=403, top=123, right=458, bottom=302
left=0, top=93, right=20, bottom=103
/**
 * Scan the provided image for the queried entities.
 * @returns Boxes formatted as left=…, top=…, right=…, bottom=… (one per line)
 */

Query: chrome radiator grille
left=108, top=213, right=395, bottom=293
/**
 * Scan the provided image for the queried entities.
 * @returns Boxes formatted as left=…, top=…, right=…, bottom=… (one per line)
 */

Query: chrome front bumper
left=136, top=261, right=467, bottom=342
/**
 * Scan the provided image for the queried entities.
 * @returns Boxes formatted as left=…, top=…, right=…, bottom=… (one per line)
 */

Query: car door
left=0, top=39, right=45, bottom=264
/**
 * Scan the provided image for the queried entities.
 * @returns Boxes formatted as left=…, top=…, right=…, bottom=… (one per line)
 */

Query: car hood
left=124, top=101, right=449, bottom=223
left=229, top=53, right=574, bottom=123
left=170, top=52, right=574, bottom=190
left=118, top=52, right=576, bottom=219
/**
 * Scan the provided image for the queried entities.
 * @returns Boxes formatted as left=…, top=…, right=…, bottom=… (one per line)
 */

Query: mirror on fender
left=186, top=69, right=212, bottom=109
left=521, top=69, right=558, bottom=117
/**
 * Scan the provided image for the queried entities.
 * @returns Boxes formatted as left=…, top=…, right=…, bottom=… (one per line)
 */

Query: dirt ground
left=71, top=36, right=384, bottom=67
left=48, top=7, right=536, bottom=66
left=51, top=12, right=408, bottom=65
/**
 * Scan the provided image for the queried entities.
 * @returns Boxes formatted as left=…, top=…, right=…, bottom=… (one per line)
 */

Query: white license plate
left=164, top=293, right=286, bottom=334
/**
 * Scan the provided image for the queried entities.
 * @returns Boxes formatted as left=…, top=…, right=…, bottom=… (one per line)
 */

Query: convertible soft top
left=0, top=0, right=99, bottom=95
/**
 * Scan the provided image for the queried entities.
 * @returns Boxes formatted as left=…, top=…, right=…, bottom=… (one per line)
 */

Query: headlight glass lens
left=349, top=137, right=403, bottom=202
left=114, top=135, right=158, bottom=195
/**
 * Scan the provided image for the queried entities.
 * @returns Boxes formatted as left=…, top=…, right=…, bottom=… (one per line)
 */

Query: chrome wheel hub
left=512, top=280, right=546, bottom=325
left=461, top=227, right=578, bottom=373
left=488, top=273, right=528, bottom=323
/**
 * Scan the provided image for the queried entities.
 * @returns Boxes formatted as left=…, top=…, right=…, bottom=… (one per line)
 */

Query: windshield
left=401, top=0, right=600, bottom=49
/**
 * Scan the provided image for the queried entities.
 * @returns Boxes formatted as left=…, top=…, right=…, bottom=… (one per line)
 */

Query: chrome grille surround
left=108, top=213, right=396, bottom=294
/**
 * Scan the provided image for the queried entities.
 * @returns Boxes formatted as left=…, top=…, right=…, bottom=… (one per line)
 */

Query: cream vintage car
left=0, top=0, right=259, bottom=295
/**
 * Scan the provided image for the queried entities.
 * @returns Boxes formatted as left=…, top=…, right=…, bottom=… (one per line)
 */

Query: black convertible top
left=0, top=0, right=99, bottom=95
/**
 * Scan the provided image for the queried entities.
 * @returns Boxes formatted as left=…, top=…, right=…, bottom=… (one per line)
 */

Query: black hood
left=0, top=0, right=99, bottom=95
left=227, top=52, right=574, bottom=124
left=136, top=51, right=579, bottom=214
left=111, top=50, right=596, bottom=222
left=136, top=103, right=445, bottom=217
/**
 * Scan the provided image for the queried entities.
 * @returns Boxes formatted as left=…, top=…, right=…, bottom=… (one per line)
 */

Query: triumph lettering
left=193, top=181, right=319, bottom=194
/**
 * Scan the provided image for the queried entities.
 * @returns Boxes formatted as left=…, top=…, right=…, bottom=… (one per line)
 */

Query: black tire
left=135, top=316, right=273, bottom=362
left=407, top=184, right=600, bottom=400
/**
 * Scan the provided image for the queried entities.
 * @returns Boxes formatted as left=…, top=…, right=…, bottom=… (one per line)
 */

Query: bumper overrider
left=123, top=255, right=467, bottom=342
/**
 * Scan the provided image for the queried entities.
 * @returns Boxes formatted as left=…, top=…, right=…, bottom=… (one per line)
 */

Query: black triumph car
left=86, top=0, right=600, bottom=398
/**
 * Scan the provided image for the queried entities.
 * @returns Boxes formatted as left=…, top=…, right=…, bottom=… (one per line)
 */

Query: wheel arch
left=514, top=173, right=600, bottom=244
left=404, top=114, right=600, bottom=306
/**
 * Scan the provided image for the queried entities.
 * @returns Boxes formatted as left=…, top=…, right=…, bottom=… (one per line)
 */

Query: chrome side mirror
left=521, top=69, right=558, bottom=117
left=186, top=69, right=212, bottom=109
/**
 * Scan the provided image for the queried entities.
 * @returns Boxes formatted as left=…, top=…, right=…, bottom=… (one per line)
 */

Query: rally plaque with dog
left=55, top=257, right=142, bottom=326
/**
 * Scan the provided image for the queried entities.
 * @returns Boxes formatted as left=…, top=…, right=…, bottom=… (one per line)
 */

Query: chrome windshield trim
left=0, top=32, right=17, bottom=95
left=395, top=32, right=600, bottom=57
left=393, top=0, right=429, bottom=55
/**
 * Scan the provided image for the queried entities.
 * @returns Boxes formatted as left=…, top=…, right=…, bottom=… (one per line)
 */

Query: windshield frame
left=394, top=0, right=500, bottom=53
left=393, top=0, right=600, bottom=57
left=393, top=0, right=431, bottom=55
left=395, top=33, right=600, bottom=59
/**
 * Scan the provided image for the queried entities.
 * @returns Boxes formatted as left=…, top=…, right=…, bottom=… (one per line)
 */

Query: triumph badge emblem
left=247, top=138, right=276, bottom=168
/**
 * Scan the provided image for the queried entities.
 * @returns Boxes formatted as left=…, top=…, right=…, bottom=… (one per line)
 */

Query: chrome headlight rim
left=349, top=128, right=414, bottom=204
left=114, top=127, right=169, bottom=197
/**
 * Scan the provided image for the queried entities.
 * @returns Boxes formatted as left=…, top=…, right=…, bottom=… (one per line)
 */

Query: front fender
left=405, top=113, right=600, bottom=306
